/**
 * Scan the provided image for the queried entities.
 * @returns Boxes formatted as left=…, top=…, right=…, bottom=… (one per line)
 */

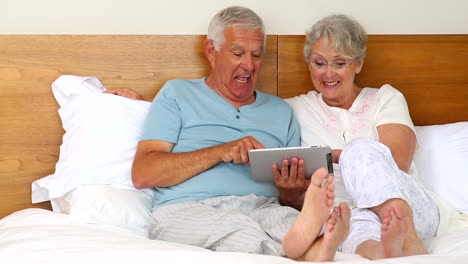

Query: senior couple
left=107, top=6, right=442, bottom=262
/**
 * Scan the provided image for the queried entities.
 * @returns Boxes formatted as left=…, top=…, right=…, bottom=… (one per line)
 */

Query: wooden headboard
left=278, top=35, right=468, bottom=125
left=1, top=34, right=467, bottom=218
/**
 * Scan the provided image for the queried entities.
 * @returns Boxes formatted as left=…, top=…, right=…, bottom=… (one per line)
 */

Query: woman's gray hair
left=208, top=6, right=266, bottom=51
left=304, top=14, right=367, bottom=64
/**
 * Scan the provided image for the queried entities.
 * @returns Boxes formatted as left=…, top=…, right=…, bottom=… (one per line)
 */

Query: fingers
left=104, top=88, right=126, bottom=95
left=252, top=140, right=265, bottom=150
left=240, top=145, right=252, bottom=164
left=289, top=158, right=298, bottom=182
left=281, top=159, right=290, bottom=178
left=103, top=89, right=117, bottom=95
left=297, top=159, right=305, bottom=183
left=272, top=163, right=282, bottom=182
left=222, top=136, right=262, bottom=164
left=231, top=145, right=243, bottom=163
left=240, top=137, right=256, bottom=163
left=273, top=157, right=310, bottom=207
left=102, top=88, right=143, bottom=100
left=278, top=158, right=307, bottom=183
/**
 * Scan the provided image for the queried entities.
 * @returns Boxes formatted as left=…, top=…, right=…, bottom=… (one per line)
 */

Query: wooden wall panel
left=278, top=35, right=468, bottom=125
left=277, top=35, right=312, bottom=99
left=0, top=35, right=277, bottom=218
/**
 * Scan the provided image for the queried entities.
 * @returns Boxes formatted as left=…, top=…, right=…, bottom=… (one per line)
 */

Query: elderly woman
left=278, top=14, right=442, bottom=260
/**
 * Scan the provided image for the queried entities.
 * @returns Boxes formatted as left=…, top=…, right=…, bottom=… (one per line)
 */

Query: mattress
left=1, top=208, right=468, bottom=264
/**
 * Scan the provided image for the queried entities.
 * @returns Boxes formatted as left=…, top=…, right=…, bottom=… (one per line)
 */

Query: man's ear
left=204, top=39, right=216, bottom=68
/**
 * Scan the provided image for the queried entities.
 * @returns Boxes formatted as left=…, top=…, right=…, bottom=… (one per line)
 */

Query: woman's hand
left=104, top=88, right=148, bottom=101
left=272, top=157, right=310, bottom=210
left=331, top=149, right=342, bottom=164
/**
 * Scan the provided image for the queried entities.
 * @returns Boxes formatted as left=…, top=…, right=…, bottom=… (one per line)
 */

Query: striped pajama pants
left=150, top=194, right=299, bottom=255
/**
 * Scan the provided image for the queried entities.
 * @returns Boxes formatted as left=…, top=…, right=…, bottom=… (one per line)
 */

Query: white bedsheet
left=1, top=209, right=468, bottom=264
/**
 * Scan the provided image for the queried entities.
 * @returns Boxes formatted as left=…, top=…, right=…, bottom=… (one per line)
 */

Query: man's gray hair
left=208, top=6, right=266, bottom=51
left=304, top=14, right=367, bottom=64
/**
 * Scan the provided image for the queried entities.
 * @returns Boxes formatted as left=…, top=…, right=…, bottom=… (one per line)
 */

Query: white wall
left=2, top=0, right=468, bottom=34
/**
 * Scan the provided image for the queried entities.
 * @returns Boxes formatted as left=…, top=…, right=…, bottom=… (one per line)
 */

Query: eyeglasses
left=309, top=59, right=353, bottom=72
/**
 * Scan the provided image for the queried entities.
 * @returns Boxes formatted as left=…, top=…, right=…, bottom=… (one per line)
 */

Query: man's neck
left=205, top=77, right=256, bottom=109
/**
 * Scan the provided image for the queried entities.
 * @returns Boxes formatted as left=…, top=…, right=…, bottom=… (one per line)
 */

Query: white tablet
left=248, top=146, right=333, bottom=182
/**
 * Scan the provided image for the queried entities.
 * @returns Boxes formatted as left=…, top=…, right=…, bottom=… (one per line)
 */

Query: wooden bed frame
left=1, top=34, right=467, bottom=218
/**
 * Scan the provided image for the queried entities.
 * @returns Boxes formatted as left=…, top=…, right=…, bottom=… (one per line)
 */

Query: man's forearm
left=132, top=145, right=223, bottom=189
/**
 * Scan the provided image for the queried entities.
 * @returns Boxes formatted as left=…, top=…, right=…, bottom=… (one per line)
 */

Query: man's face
left=206, top=27, right=264, bottom=108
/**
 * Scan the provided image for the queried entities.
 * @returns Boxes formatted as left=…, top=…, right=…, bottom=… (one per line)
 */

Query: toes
left=326, top=210, right=338, bottom=232
left=326, top=175, right=334, bottom=185
left=310, top=168, right=328, bottom=187
left=392, top=204, right=406, bottom=220
left=326, top=188, right=335, bottom=207
left=330, top=207, right=339, bottom=218
left=381, top=219, right=390, bottom=232
left=338, top=203, right=351, bottom=220
left=383, top=205, right=392, bottom=219
left=388, top=207, right=397, bottom=221
left=382, top=217, right=390, bottom=226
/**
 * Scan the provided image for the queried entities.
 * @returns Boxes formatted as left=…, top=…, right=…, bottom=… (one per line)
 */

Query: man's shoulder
left=159, top=78, right=206, bottom=97
left=164, top=78, right=205, bottom=88
left=257, top=90, right=286, bottom=102
left=257, top=91, right=293, bottom=109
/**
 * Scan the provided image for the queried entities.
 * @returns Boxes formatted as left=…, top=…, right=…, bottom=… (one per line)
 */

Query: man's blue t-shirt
left=141, top=78, right=300, bottom=208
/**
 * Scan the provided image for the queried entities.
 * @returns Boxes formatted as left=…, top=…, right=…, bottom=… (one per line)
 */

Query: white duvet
left=1, top=209, right=468, bottom=264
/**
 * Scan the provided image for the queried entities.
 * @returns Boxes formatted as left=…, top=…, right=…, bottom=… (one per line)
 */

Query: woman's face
left=307, top=38, right=363, bottom=109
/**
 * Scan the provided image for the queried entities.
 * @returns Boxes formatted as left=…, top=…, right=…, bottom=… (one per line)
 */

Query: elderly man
left=109, top=6, right=349, bottom=262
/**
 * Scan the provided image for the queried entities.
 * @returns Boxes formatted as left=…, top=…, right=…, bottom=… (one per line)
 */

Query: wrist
left=208, top=144, right=225, bottom=164
left=279, top=194, right=303, bottom=207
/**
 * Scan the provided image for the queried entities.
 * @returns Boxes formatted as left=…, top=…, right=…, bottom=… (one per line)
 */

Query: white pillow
left=32, top=75, right=152, bottom=200
left=51, top=185, right=156, bottom=237
left=414, top=122, right=468, bottom=214
left=31, top=75, right=154, bottom=237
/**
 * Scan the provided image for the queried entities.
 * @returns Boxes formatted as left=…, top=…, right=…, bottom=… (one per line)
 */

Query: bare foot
left=381, top=205, right=408, bottom=258
left=304, top=202, right=351, bottom=262
left=282, top=168, right=335, bottom=259
left=357, top=200, right=428, bottom=260
left=322, top=203, right=351, bottom=260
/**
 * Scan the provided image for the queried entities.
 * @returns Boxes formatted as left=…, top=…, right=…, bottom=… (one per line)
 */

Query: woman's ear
left=355, top=59, right=364, bottom=74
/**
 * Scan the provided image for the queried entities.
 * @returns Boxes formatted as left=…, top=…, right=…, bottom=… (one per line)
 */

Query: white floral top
left=285, top=84, right=419, bottom=205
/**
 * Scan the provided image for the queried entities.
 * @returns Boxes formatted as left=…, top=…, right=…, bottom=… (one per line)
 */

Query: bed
left=1, top=34, right=467, bottom=263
